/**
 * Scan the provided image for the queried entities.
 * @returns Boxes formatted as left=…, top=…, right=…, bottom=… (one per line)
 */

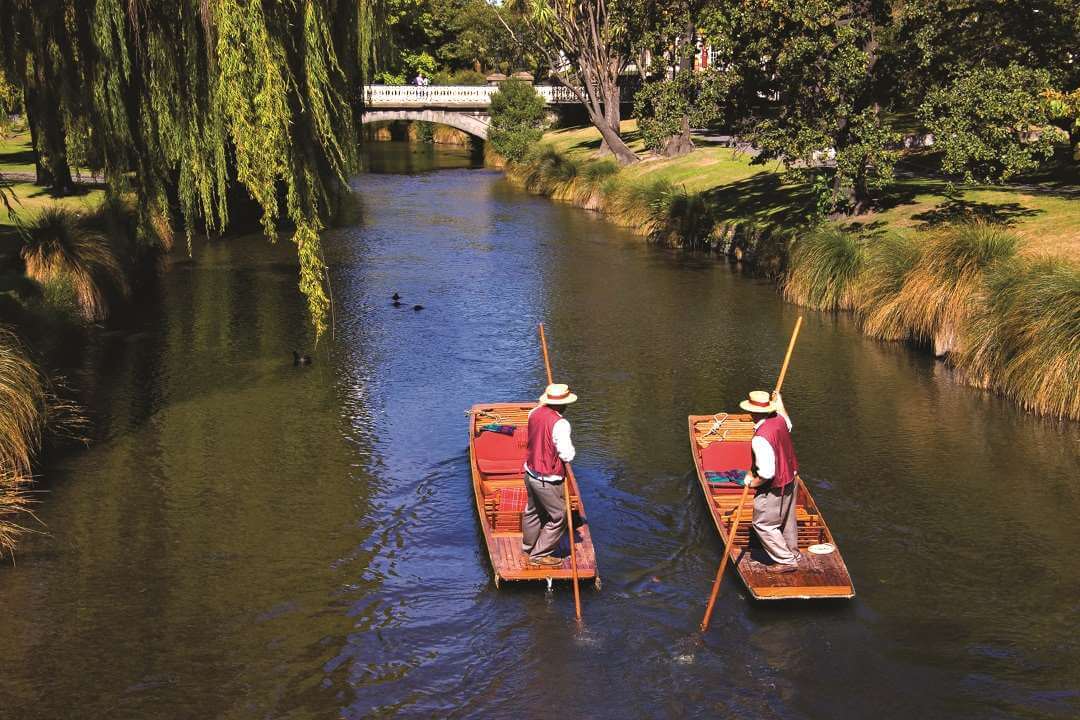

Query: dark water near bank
left=2, top=142, right=1078, bottom=719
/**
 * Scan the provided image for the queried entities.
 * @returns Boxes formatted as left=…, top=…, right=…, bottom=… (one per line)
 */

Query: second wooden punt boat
left=689, top=412, right=854, bottom=600
left=468, top=402, right=599, bottom=588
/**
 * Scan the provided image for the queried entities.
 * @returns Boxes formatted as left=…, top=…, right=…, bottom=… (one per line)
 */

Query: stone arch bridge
left=362, top=85, right=579, bottom=140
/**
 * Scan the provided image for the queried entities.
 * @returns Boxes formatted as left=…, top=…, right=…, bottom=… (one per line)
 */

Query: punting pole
left=700, top=316, right=803, bottom=632
left=538, top=322, right=582, bottom=622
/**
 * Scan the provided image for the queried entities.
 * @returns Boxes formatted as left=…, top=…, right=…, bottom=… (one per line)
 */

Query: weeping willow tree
left=0, top=0, right=377, bottom=339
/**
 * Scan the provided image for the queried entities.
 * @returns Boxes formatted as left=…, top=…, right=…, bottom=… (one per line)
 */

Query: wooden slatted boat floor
left=690, top=413, right=854, bottom=600
left=470, top=402, right=598, bottom=586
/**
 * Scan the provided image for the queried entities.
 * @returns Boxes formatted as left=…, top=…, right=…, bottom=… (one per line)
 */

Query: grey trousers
left=752, top=483, right=799, bottom=565
left=521, top=474, right=566, bottom=558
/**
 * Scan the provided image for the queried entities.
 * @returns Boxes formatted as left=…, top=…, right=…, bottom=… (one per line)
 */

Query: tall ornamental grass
left=783, top=227, right=865, bottom=310
left=853, top=234, right=921, bottom=341
left=646, top=184, right=713, bottom=248
left=21, top=207, right=130, bottom=323
left=0, top=328, right=46, bottom=558
left=889, top=223, right=1019, bottom=354
left=958, top=258, right=1080, bottom=419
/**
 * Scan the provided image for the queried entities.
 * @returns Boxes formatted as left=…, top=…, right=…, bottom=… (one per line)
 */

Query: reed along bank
left=505, top=125, right=1080, bottom=422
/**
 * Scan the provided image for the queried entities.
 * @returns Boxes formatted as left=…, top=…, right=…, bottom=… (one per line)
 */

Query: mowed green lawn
left=541, top=122, right=1080, bottom=261
left=1, top=131, right=105, bottom=231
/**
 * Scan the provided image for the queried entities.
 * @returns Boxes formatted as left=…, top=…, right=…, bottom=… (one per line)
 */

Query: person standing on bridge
left=738, top=389, right=800, bottom=573
left=521, top=383, right=578, bottom=567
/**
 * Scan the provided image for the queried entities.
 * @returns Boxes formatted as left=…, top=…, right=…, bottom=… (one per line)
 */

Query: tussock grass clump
left=0, top=328, right=46, bottom=479
left=853, top=234, right=921, bottom=340
left=570, top=160, right=618, bottom=206
left=0, top=329, right=86, bottom=557
left=891, top=223, right=1019, bottom=354
left=0, top=328, right=46, bottom=558
left=605, top=178, right=676, bottom=234
left=518, top=146, right=581, bottom=197
left=21, top=207, right=130, bottom=322
left=0, top=469, right=37, bottom=559
left=783, top=227, right=865, bottom=311
left=647, top=184, right=714, bottom=248
left=958, top=258, right=1080, bottom=419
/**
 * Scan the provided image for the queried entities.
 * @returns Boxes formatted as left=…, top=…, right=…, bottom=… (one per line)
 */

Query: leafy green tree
left=893, top=0, right=1080, bottom=107
left=919, top=64, right=1057, bottom=183
left=1043, top=88, right=1080, bottom=161
left=488, top=80, right=546, bottom=162
left=628, top=0, right=715, bottom=156
left=634, top=70, right=732, bottom=155
left=710, top=0, right=900, bottom=215
left=504, top=0, right=640, bottom=164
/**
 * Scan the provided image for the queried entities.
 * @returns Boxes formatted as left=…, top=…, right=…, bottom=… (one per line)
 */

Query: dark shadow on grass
left=697, top=171, right=814, bottom=227
left=837, top=220, right=890, bottom=238
left=0, top=147, right=35, bottom=167
left=911, top=197, right=1042, bottom=229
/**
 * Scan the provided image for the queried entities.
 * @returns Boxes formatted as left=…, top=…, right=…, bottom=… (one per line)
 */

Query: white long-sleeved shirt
left=751, top=414, right=792, bottom=480
left=524, top=406, right=576, bottom=481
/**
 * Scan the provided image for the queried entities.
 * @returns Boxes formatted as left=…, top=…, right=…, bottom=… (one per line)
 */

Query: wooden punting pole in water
left=538, top=322, right=583, bottom=622
left=700, top=316, right=803, bottom=632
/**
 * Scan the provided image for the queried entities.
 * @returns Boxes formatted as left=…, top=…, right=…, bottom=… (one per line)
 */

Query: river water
left=1, top=143, right=1078, bottom=719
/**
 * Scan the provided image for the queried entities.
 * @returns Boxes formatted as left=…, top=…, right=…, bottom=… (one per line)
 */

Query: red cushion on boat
left=700, top=440, right=752, bottom=472
left=478, top=458, right=524, bottom=475
left=497, top=486, right=528, bottom=513
left=475, top=426, right=527, bottom=475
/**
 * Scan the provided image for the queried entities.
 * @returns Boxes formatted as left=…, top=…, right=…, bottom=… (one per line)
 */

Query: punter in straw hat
left=737, top=389, right=801, bottom=574
left=521, top=383, right=578, bottom=567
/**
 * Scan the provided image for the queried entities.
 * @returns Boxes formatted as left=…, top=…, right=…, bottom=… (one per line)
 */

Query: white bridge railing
left=363, top=84, right=579, bottom=106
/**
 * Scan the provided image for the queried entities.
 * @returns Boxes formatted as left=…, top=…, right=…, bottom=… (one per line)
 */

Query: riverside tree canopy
left=0, top=0, right=377, bottom=339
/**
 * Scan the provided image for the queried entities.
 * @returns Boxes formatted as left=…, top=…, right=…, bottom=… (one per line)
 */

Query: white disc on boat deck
left=808, top=543, right=836, bottom=555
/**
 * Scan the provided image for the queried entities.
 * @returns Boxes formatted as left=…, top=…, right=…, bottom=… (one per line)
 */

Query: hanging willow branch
left=0, top=0, right=375, bottom=340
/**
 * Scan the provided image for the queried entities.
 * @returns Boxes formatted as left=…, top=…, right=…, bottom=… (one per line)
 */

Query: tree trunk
left=661, top=112, right=695, bottom=157
left=27, top=62, right=76, bottom=196
left=660, top=17, right=696, bottom=157
left=598, top=76, right=623, bottom=155
left=23, top=86, right=53, bottom=186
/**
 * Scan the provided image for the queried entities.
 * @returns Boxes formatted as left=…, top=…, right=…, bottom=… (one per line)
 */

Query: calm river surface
left=1, top=143, right=1078, bottom=719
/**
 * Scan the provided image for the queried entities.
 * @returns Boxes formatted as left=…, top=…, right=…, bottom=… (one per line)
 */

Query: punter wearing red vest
left=739, top=389, right=800, bottom=574
left=521, top=382, right=578, bottom=567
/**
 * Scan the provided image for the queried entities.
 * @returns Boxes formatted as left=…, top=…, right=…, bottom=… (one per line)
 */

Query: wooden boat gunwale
left=688, top=412, right=855, bottom=600
left=469, top=402, right=599, bottom=588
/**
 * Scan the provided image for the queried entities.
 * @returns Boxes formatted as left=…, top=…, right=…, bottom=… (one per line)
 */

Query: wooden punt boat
left=689, top=412, right=854, bottom=600
left=469, top=402, right=599, bottom=588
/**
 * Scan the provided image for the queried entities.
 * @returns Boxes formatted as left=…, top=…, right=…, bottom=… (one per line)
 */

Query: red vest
left=753, top=415, right=798, bottom=489
left=526, top=405, right=566, bottom=477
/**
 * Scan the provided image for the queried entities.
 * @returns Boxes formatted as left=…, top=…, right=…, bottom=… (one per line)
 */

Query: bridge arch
left=361, top=109, right=489, bottom=140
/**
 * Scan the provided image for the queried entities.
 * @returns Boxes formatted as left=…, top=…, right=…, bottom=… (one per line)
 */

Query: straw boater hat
left=739, top=390, right=776, bottom=414
left=539, top=383, right=578, bottom=405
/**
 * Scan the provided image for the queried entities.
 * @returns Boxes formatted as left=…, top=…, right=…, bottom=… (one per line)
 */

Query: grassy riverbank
left=508, top=123, right=1080, bottom=421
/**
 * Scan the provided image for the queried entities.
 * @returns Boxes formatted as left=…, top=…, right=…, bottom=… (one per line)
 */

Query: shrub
left=783, top=228, right=865, bottom=311
left=488, top=80, right=546, bottom=163
left=0, top=327, right=44, bottom=557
